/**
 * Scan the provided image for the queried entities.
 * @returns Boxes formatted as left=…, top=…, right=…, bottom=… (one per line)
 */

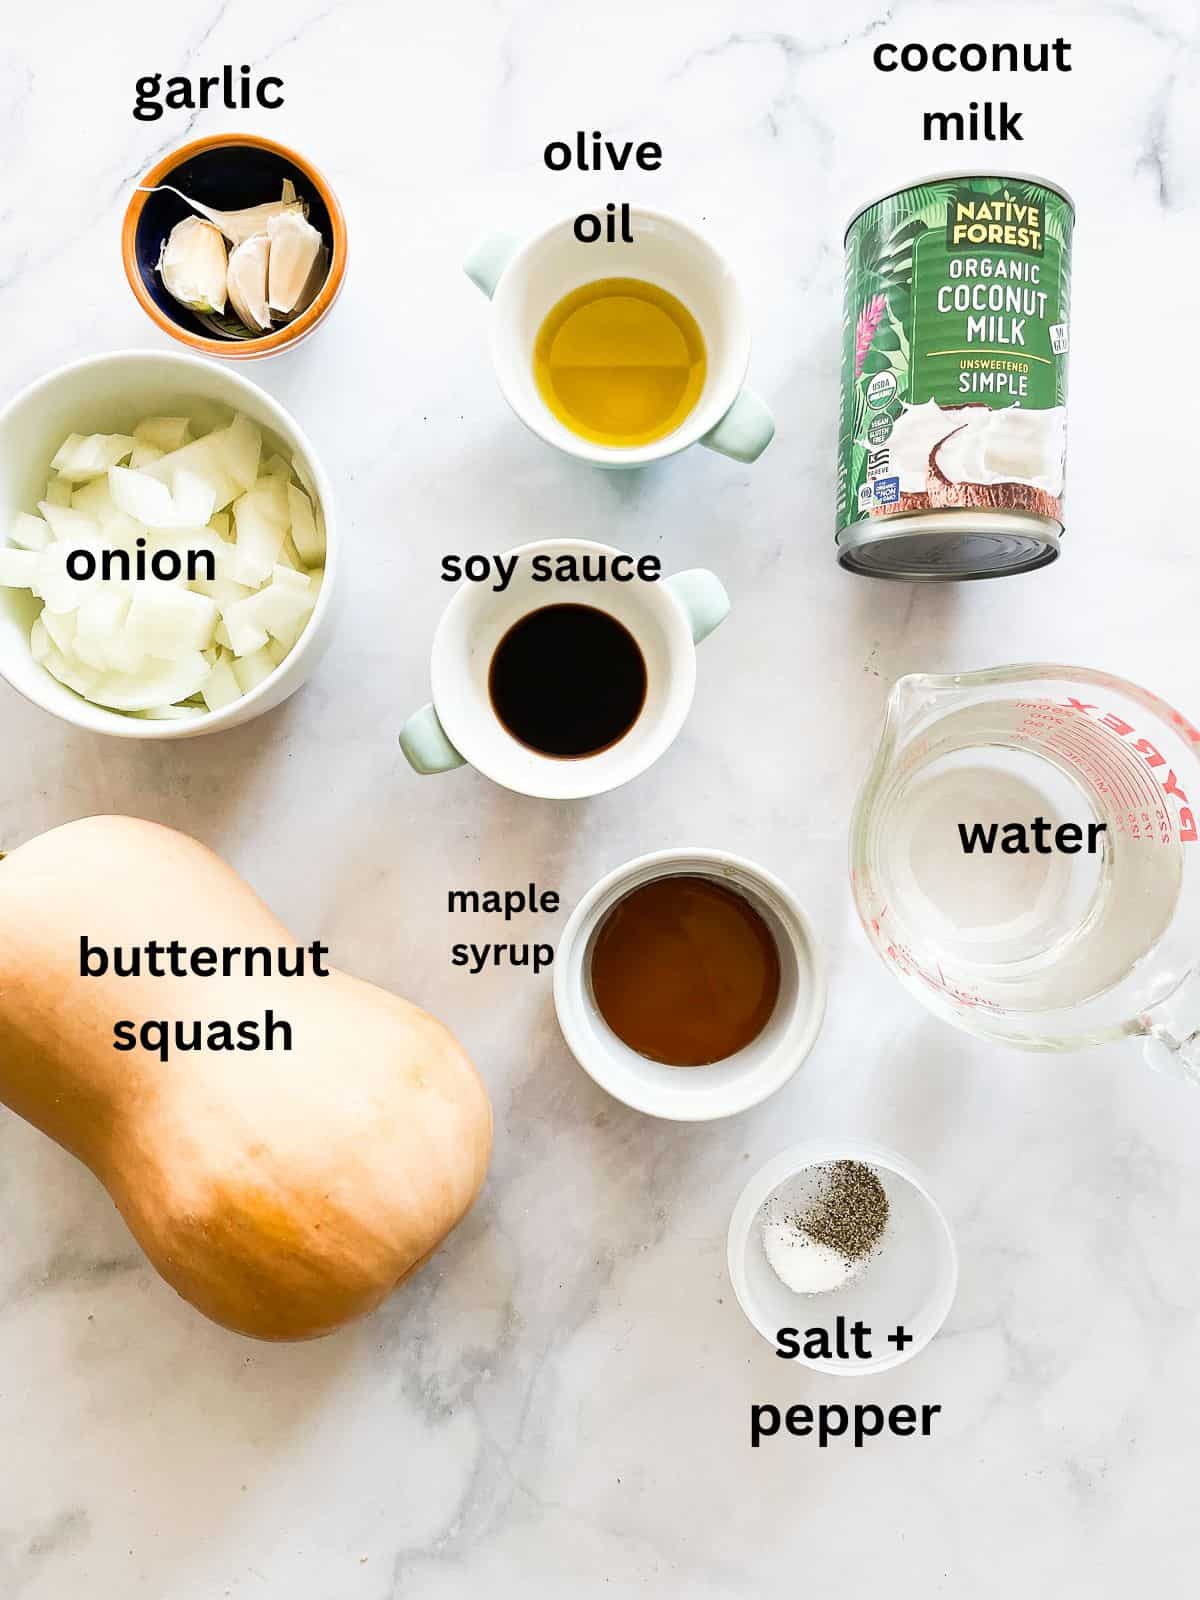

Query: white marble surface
left=4, top=1, right=1200, bottom=1593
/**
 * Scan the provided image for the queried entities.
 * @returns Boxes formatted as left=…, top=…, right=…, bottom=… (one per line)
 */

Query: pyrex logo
left=948, top=190, right=1044, bottom=256
left=1064, top=698, right=1199, bottom=843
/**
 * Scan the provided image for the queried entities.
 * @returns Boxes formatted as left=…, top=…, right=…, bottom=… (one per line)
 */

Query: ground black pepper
left=789, top=1160, right=889, bottom=1264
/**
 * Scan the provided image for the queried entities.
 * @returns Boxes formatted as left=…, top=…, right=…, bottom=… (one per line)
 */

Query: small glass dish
left=727, top=1140, right=958, bottom=1374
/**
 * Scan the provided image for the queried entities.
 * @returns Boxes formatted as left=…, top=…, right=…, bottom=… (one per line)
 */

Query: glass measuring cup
left=850, top=665, right=1200, bottom=1080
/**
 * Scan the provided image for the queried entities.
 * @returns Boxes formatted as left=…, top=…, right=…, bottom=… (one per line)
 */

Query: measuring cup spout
left=853, top=673, right=945, bottom=849
left=856, top=674, right=939, bottom=813
left=877, top=671, right=963, bottom=747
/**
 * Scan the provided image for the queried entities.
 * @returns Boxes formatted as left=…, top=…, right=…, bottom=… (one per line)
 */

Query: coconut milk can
left=837, top=174, right=1074, bottom=580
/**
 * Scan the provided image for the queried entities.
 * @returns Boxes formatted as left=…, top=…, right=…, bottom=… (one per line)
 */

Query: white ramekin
left=554, top=848, right=826, bottom=1120
left=465, top=208, right=775, bottom=467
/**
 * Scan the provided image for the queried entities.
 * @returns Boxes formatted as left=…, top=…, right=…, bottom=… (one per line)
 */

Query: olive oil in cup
left=463, top=208, right=776, bottom=466
left=533, top=279, right=706, bottom=448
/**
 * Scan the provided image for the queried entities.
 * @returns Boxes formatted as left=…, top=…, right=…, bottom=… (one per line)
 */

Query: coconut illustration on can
left=837, top=174, right=1074, bottom=580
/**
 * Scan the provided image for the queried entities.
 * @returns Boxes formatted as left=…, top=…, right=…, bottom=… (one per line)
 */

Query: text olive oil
left=534, top=278, right=706, bottom=447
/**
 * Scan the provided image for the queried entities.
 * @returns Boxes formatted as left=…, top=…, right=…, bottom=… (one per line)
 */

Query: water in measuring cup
left=871, top=697, right=1184, bottom=1013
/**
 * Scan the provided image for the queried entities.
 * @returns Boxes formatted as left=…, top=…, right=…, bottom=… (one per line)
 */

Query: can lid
left=843, top=172, right=1076, bottom=241
left=837, top=513, right=1062, bottom=581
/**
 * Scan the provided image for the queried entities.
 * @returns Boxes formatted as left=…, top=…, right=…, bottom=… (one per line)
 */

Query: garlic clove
left=291, top=242, right=329, bottom=319
left=266, top=211, right=324, bottom=314
left=226, top=234, right=273, bottom=333
left=138, top=185, right=306, bottom=246
left=157, top=217, right=228, bottom=314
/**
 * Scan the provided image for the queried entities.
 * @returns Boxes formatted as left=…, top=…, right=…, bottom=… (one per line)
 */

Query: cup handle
left=463, top=231, right=522, bottom=299
left=700, top=387, right=776, bottom=463
left=399, top=704, right=467, bottom=775
left=663, top=570, right=731, bottom=645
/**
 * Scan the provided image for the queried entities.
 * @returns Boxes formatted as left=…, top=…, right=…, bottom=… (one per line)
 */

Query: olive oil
left=534, top=278, right=706, bottom=447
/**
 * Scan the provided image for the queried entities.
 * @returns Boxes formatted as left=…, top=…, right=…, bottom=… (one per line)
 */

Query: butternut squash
left=0, top=816, right=491, bottom=1340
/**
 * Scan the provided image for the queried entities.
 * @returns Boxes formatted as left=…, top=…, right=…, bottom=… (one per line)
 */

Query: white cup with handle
left=399, top=538, right=730, bottom=799
left=465, top=208, right=775, bottom=467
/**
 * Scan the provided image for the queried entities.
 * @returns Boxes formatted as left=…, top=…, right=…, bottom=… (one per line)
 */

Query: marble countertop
left=4, top=1, right=1200, bottom=1594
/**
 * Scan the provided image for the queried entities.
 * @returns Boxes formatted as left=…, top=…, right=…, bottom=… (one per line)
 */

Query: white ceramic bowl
left=0, top=349, right=337, bottom=739
left=401, top=540, right=729, bottom=798
left=554, top=848, right=826, bottom=1120
left=467, top=208, right=774, bottom=467
left=727, top=1141, right=959, bottom=1374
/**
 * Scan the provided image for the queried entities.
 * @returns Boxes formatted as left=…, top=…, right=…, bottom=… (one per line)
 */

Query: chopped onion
left=222, top=590, right=271, bottom=656
left=146, top=431, right=241, bottom=512
left=75, top=590, right=134, bottom=672
left=85, top=652, right=213, bottom=713
left=70, top=477, right=122, bottom=528
left=38, top=503, right=100, bottom=543
left=10, top=512, right=50, bottom=552
left=130, top=442, right=165, bottom=470
left=50, top=433, right=135, bottom=482
left=126, top=588, right=218, bottom=659
left=202, top=655, right=243, bottom=712
left=109, top=466, right=216, bottom=530
left=42, top=477, right=73, bottom=507
left=287, top=484, right=324, bottom=565
left=228, top=481, right=288, bottom=586
left=134, top=416, right=191, bottom=452
left=41, top=608, right=78, bottom=655
left=233, top=646, right=277, bottom=694
left=223, top=414, right=263, bottom=492
left=0, top=547, right=41, bottom=588
left=2, top=406, right=326, bottom=720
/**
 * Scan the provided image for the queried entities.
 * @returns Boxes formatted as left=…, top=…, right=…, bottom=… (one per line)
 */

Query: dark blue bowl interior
left=134, top=144, right=334, bottom=340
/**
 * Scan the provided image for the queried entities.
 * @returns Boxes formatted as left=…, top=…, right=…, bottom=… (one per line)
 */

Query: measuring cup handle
left=1143, top=1025, right=1200, bottom=1086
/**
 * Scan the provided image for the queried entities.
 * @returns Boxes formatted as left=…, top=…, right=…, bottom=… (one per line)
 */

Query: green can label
left=837, top=177, right=1073, bottom=534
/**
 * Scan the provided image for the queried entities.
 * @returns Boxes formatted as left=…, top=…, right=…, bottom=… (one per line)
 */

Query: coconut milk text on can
left=837, top=174, right=1074, bottom=580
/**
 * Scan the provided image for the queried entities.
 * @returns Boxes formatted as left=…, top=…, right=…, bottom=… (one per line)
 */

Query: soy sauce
left=489, top=603, right=647, bottom=759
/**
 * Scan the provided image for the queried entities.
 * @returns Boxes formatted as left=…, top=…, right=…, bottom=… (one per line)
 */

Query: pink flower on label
left=854, top=294, right=888, bottom=378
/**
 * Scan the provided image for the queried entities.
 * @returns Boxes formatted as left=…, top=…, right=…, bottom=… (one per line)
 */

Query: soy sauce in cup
left=488, top=603, right=646, bottom=758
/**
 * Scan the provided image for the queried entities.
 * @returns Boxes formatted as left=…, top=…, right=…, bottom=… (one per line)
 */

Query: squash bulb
left=0, top=817, right=493, bottom=1340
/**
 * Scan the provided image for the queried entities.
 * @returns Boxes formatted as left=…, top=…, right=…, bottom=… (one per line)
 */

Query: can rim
left=835, top=510, right=1063, bottom=581
left=843, top=172, right=1076, bottom=241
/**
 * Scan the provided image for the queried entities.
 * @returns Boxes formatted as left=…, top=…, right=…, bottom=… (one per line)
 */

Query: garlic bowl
left=0, top=350, right=338, bottom=740
left=122, top=134, right=347, bottom=360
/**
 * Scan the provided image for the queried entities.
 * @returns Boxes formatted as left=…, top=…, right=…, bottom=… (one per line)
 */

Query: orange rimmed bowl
left=122, top=133, right=348, bottom=360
